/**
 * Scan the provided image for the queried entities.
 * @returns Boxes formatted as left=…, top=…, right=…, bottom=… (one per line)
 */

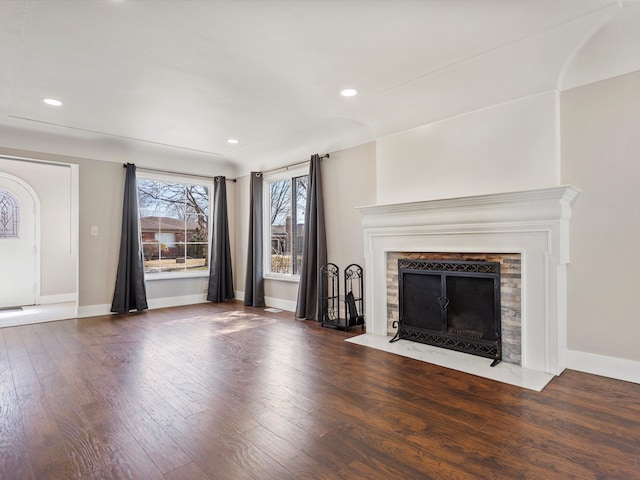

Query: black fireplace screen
left=391, top=259, right=502, bottom=366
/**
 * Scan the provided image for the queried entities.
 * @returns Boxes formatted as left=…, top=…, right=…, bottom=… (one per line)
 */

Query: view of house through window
left=137, top=177, right=210, bottom=274
left=267, top=173, right=308, bottom=275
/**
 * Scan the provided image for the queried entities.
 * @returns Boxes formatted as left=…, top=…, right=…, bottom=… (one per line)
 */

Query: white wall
left=78, top=160, right=236, bottom=313
left=323, top=142, right=377, bottom=271
left=1, top=2, right=637, bottom=381
left=0, top=147, right=232, bottom=315
left=376, top=91, right=559, bottom=204
left=77, top=157, right=124, bottom=308
left=561, top=3, right=640, bottom=91
left=370, top=10, right=640, bottom=378
left=234, top=142, right=377, bottom=310
left=562, top=70, right=640, bottom=363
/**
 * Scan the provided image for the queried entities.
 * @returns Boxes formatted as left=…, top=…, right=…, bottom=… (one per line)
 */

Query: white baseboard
left=40, top=293, right=77, bottom=304
left=78, top=294, right=209, bottom=319
left=567, top=350, right=640, bottom=385
left=78, top=292, right=297, bottom=319
left=78, top=304, right=111, bottom=318
left=147, top=293, right=208, bottom=310
left=264, top=296, right=296, bottom=312
left=234, top=290, right=296, bottom=312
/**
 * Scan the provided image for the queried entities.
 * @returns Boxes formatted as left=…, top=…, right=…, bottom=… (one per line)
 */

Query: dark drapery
left=244, top=172, right=265, bottom=307
left=111, top=163, right=148, bottom=313
left=295, top=154, right=327, bottom=320
left=207, top=176, right=234, bottom=302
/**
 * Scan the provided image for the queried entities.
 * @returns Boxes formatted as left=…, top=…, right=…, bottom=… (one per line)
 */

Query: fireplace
left=387, top=252, right=521, bottom=364
left=354, top=186, right=580, bottom=379
left=392, top=259, right=502, bottom=366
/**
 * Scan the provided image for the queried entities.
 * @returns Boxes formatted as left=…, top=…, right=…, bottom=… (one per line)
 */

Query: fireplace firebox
left=391, top=259, right=502, bottom=366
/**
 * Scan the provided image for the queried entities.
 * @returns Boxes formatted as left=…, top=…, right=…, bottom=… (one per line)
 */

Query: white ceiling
left=0, top=0, right=635, bottom=176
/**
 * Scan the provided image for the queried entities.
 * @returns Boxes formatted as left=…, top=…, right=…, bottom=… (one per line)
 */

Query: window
left=137, top=174, right=211, bottom=276
left=0, top=189, right=19, bottom=238
left=264, top=167, right=308, bottom=278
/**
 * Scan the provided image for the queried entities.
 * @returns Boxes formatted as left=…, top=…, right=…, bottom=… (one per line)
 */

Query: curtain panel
left=295, top=154, right=327, bottom=320
left=207, top=176, right=234, bottom=302
left=244, top=172, right=265, bottom=307
left=111, top=163, right=148, bottom=313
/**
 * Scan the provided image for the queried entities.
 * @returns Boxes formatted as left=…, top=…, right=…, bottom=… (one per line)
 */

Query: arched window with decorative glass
left=0, top=189, right=19, bottom=238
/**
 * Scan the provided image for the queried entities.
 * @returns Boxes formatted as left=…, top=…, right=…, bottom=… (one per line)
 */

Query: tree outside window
left=267, top=173, right=308, bottom=276
left=137, top=177, right=210, bottom=274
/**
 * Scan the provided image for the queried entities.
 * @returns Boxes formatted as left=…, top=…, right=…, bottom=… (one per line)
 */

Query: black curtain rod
left=259, top=154, right=329, bottom=176
left=123, top=163, right=236, bottom=182
left=123, top=153, right=330, bottom=181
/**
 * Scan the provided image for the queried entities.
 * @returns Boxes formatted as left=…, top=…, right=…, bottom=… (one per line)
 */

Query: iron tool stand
left=320, top=263, right=364, bottom=331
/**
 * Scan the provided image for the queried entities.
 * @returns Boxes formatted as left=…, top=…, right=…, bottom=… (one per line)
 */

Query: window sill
left=145, top=271, right=209, bottom=281
left=263, top=273, right=300, bottom=283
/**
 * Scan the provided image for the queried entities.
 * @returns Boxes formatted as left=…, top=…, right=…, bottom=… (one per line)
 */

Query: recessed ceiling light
left=227, top=138, right=239, bottom=144
left=340, top=88, right=358, bottom=97
left=42, top=98, right=63, bottom=106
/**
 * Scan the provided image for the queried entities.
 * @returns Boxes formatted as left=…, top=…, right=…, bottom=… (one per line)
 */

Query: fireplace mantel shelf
left=356, top=186, right=581, bottom=239
left=356, top=185, right=580, bottom=216
left=356, top=185, right=580, bottom=381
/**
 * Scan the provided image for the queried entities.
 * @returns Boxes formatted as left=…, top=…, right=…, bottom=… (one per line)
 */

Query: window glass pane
left=185, top=185, right=209, bottom=216
left=265, top=173, right=308, bottom=277
left=137, top=180, right=160, bottom=218
left=187, top=243, right=208, bottom=271
left=138, top=177, right=209, bottom=275
left=159, top=182, right=187, bottom=220
left=0, top=189, right=19, bottom=239
left=155, top=232, right=176, bottom=247
left=193, top=214, right=208, bottom=244
left=142, top=243, right=161, bottom=273
left=293, top=175, right=308, bottom=275
left=269, top=179, right=292, bottom=274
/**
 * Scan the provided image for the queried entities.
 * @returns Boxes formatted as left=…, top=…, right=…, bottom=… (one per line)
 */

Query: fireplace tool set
left=320, top=263, right=365, bottom=331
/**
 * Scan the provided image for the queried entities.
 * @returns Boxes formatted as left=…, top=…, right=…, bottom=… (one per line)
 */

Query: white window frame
left=263, top=164, right=308, bottom=282
left=137, top=171, right=213, bottom=281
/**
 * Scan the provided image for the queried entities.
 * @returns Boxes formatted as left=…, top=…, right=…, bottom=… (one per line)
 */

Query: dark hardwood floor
left=0, top=301, right=638, bottom=479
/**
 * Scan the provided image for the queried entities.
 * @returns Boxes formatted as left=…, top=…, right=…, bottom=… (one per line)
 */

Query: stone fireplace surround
left=387, top=251, right=522, bottom=365
left=348, top=186, right=579, bottom=391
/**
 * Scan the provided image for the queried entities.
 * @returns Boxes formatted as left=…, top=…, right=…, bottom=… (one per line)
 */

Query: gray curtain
left=207, top=176, right=234, bottom=302
left=295, top=154, right=327, bottom=320
left=111, top=163, right=148, bottom=313
left=244, top=172, right=265, bottom=306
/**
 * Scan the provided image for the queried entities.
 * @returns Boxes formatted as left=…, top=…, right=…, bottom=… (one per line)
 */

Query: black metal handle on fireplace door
left=438, top=296, right=450, bottom=311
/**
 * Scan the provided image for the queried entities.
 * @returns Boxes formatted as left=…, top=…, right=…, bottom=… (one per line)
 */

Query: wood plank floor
left=1, top=301, right=638, bottom=479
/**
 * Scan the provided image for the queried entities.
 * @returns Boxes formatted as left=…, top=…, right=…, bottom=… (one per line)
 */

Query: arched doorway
left=0, top=173, right=39, bottom=309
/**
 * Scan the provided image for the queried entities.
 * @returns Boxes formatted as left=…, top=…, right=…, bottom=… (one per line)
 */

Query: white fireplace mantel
left=355, top=185, right=580, bottom=377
